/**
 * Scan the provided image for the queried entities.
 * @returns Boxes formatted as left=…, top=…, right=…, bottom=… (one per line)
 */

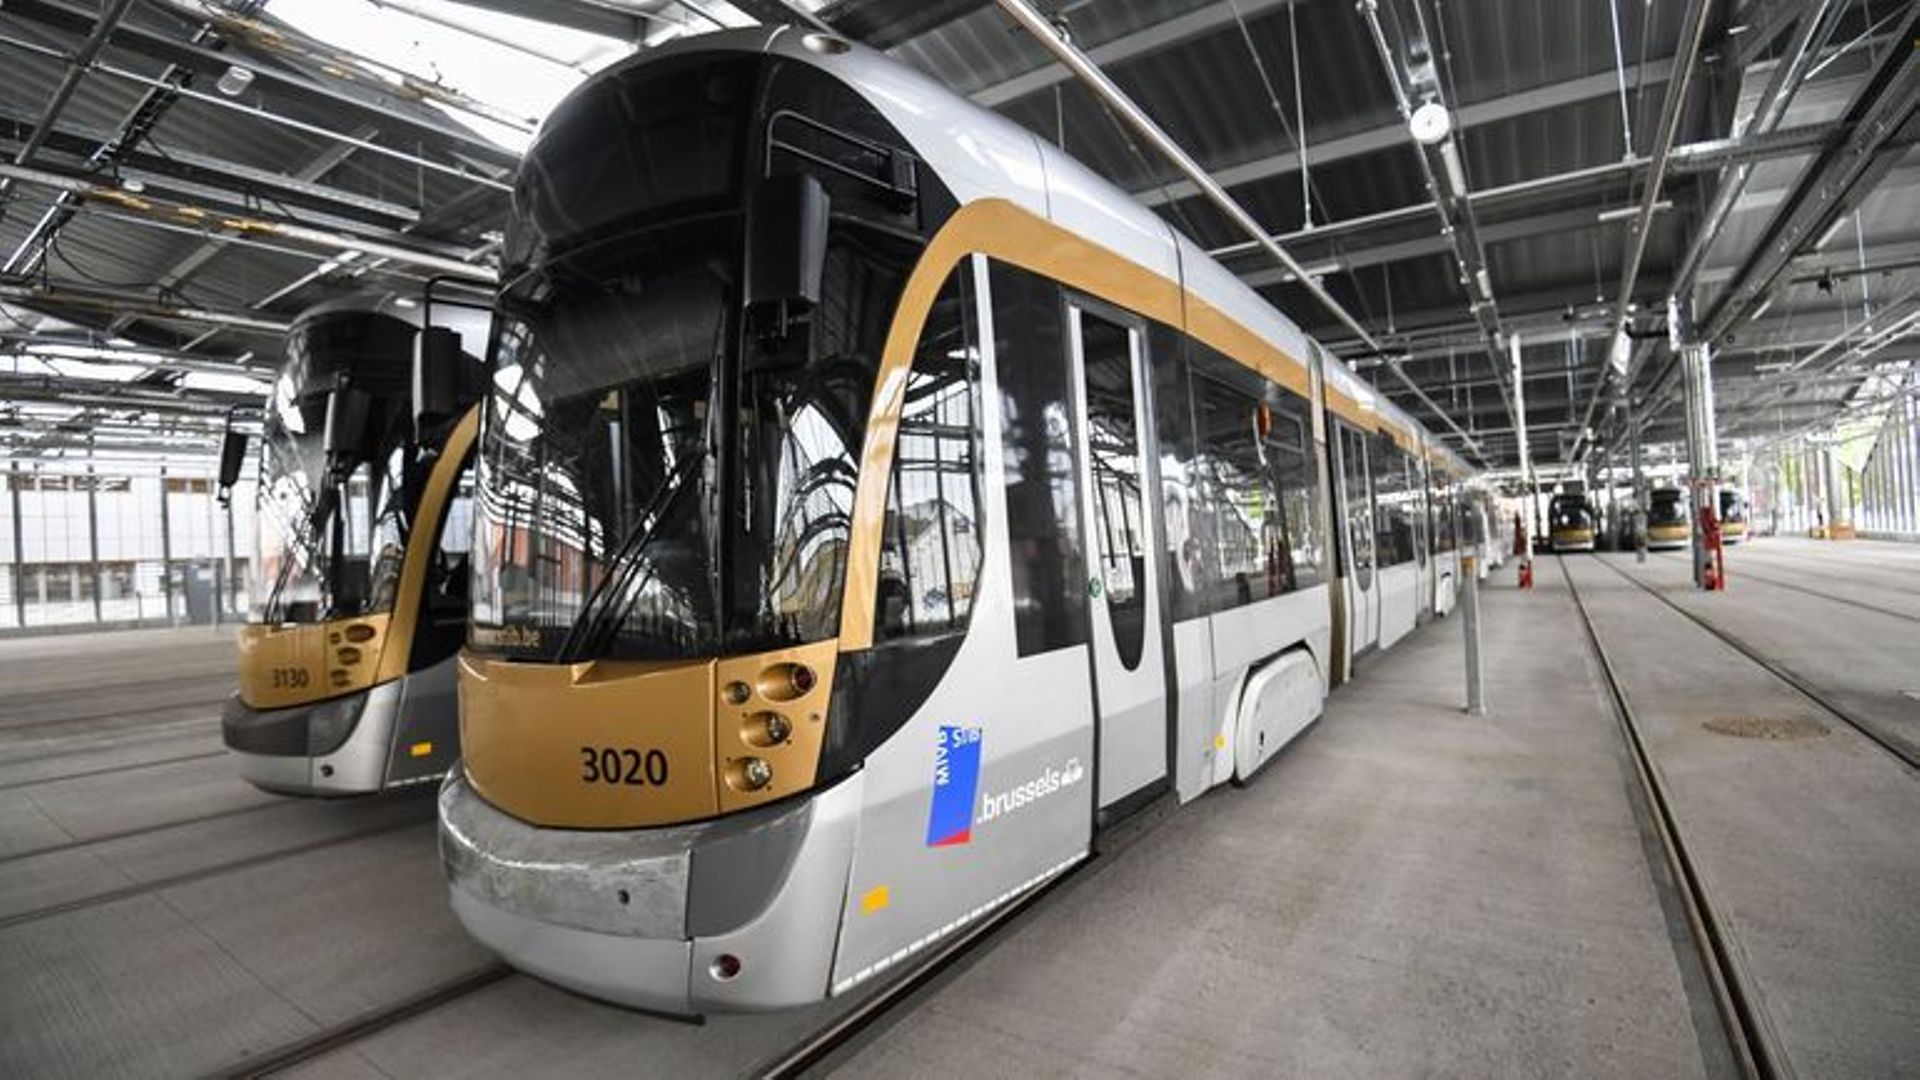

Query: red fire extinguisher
left=1514, top=512, right=1533, bottom=590
left=1701, top=504, right=1726, bottom=591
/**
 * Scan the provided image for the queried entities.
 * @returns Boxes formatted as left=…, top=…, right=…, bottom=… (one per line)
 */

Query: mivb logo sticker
left=925, top=724, right=983, bottom=847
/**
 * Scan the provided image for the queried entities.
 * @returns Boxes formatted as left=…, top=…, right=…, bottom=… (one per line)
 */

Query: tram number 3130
left=579, top=746, right=669, bottom=786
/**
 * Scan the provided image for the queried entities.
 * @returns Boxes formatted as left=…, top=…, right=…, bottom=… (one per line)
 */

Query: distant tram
left=1719, top=488, right=1749, bottom=544
left=1647, top=487, right=1691, bottom=551
left=223, top=295, right=485, bottom=795
left=1547, top=493, right=1597, bottom=553
left=437, top=29, right=1486, bottom=1014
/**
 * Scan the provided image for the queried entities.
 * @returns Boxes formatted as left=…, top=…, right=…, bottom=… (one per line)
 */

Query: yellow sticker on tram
left=860, top=886, right=890, bottom=914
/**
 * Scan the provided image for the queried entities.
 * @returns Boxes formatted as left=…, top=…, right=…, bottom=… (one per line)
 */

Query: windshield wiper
left=263, top=485, right=336, bottom=623
left=555, top=449, right=706, bottom=662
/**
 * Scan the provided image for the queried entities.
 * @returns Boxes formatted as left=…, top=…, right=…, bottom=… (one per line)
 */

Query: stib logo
left=925, top=724, right=983, bottom=847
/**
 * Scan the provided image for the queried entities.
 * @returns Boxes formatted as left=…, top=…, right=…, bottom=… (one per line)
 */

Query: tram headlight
left=305, top=690, right=367, bottom=754
left=741, top=711, right=792, bottom=748
left=735, top=757, right=773, bottom=791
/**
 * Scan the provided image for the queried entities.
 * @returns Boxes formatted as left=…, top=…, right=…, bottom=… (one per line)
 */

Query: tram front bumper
left=221, top=680, right=401, bottom=795
left=437, top=768, right=863, bottom=1014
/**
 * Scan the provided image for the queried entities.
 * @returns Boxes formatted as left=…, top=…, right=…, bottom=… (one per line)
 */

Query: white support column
left=1824, top=446, right=1847, bottom=535
left=1679, top=337, right=1717, bottom=585
left=1511, top=333, right=1534, bottom=581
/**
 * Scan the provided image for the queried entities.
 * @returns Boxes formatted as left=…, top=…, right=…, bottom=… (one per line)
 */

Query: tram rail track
left=0, top=677, right=228, bottom=733
left=0, top=799, right=285, bottom=866
left=1599, top=554, right=1919, bottom=773
left=0, top=804, right=434, bottom=932
left=0, top=746, right=226, bottom=793
left=1652, top=551, right=1920, bottom=623
left=211, top=962, right=517, bottom=1080
left=754, top=793, right=1177, bottom=1078
left=1558, top=555, right=1789, bottom=1080
left=215, top=782, right=1183, bottom=1077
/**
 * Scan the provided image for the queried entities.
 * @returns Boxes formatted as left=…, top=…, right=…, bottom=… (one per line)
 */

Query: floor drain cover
left=1704, top=716, right=1830, bottom=740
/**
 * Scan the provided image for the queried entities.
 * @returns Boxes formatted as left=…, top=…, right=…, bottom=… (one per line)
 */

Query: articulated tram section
left=4, top=3, right=1918, bottom=1077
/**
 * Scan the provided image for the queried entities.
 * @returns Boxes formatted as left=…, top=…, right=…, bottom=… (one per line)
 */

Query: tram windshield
left=468, top=212, right=901, bottom=663
left=250, top=316, right=414, bottom=624
left=1648, top=489, right=1688, bottom=526
left=1718, top=489, right=1746, bottom=522
left=1549, top=497, right=1593, bottom=531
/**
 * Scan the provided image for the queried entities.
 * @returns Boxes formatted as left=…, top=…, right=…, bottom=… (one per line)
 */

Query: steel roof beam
left=1356, top=0, right=1514, bottom=437
left=1563, top=0, right=1716, bottom=467
left=0, top=0, right=134, bottom=201
left=2, top=0, right=518, bottom=168
left=0, top=372, right=260, bottom=414
left=990, top=0, right=1488, bottom=462
left=430, top=0, right=649, bottom=40
left=1135, top=57, right=1679, bottom=208
left=102, top=127, right=383, bottom=340
left=1669, top=0, right=1849, bottom=314
left=0, top=283, right=292, bottom=334
left=0, top=162, right=497, bottom=282
left=1695, top=8, right=1920, bottom=344
left=0, top=108, right=417, bottom=226
left=970, top=0, right=1299, bottom=108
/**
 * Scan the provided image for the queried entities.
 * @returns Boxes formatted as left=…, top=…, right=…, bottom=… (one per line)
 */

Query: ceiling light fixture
left=216, top=65, right=255, bottom=97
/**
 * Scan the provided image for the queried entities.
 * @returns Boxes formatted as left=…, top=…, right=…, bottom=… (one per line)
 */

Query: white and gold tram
left=224, top=294, right=488, bottom=795
left=437, top=28, right=1478, bottom=1014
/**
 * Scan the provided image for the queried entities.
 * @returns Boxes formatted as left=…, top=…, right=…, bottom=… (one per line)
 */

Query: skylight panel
left=265, top=0, right=638, bottom=151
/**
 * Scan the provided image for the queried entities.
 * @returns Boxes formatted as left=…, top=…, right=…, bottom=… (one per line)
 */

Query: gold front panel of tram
left=460, top=654, right=722, bottom=827
left=458, top=637, right=841, bottom=828
left=236, top=613, right=393, bottom=709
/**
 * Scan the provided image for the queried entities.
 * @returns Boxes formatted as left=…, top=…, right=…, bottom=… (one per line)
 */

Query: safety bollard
left=1462, top=555, right=1485, bottom=716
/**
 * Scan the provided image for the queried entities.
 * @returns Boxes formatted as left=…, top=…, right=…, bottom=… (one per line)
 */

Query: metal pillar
left=224, top=495, right=238, bottom=619
left=1679, top=338, right=1718, bottom=586
left=1462, top=552, right=1485, bottom=715
left=159, top=468, right=175, bottom=623
left=1896, top=393, right=1912, bottom=530
left=1624, top=386, right=1647, bottom=561
left=9, top=465, right=25, bottom=628
left=85, top=465, right=102, bottom=623
left=1823, top=446, right=1847, bottom=535
left=1511, top=333, right=1534, bottom=585
left=204, top=479, right=221, bottom=626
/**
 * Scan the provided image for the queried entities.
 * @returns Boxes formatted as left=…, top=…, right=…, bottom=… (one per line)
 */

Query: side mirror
left=413, top=325, right=484, bottom=438
left=323, top=386, right=373, bottom=481
left=747, top=172, right=830, bottom=319
left=216, top=428, right=247, bottom=506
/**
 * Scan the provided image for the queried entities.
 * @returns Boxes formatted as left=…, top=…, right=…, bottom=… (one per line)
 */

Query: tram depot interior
left=3, top=1, right=1920, bottom=1077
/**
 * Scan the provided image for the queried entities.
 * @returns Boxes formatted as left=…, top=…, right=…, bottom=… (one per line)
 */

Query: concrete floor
left=3, top=544, right=1916, bottom=1078
left=831, top=569, right=1716, bottom=1079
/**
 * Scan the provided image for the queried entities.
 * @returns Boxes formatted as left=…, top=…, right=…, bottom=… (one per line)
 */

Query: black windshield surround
left=253, top=310, right=425, bottom=624
left=469, top=53, right=957, bottom=663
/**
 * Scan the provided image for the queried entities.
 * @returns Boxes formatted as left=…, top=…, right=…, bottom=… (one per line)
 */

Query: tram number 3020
left=579, top=746, right=669, bottom=786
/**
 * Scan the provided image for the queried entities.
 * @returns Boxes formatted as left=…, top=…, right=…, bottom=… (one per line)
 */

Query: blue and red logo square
left=925, top=724, right=982, bottom=847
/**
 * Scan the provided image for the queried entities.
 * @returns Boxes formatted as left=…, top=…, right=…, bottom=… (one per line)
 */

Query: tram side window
left=416, top=467, right=476, bottom=661
left=1150, top=324, right=1206, bottom=623
left=1431, top=472, right=1456, bottom=553
left=875, top=263, right=984, bottom=642
left=1192, top=374, right=1272, bottom=609
left=1372, top=435, right=1416, bottom=567
left=992, top=262, right=1090, bottom=656
left=1264, top=389, right=1323, bottom=592
left=1409, top=454, right=1428, bottom=567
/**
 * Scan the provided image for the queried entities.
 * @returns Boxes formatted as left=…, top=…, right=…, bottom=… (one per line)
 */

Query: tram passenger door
left=1067, top=303, right=1168, bottom=814
left=1336, top=423, right=1378, bottom=659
